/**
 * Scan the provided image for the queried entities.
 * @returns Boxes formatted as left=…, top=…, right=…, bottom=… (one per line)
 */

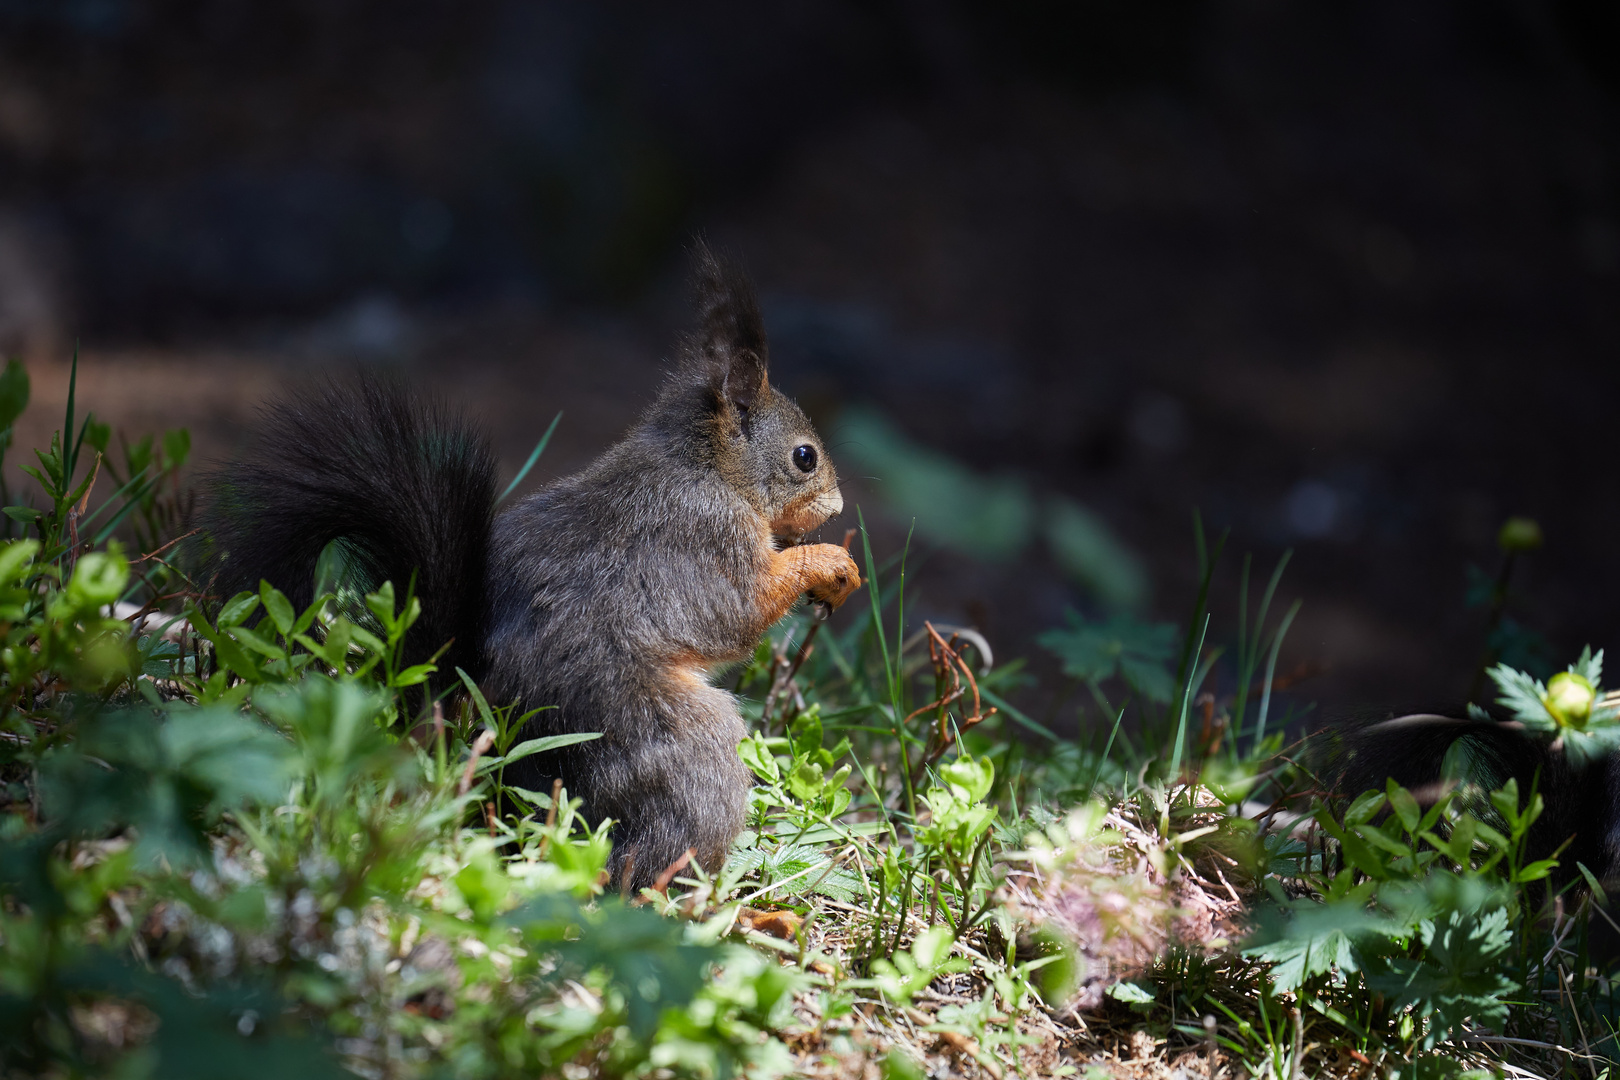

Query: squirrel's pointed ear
left=689, top=239, right=770, bottom=414
left=722, top=349, right=767, bottom=417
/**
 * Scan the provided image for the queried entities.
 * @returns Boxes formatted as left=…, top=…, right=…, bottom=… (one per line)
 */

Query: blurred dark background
left=2, top=0, right=1618, bottom=732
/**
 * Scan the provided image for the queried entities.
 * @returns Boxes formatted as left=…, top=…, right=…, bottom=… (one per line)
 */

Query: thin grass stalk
left=1171, top=513, right=1227, bottom=735
left=1253, top=599, right=1302, bottom=753
left=861, top=510, right=918, bottom=820
left=1083, top=703, right=1127, bottom=802
left=1232, top=549, right=1293, bottom=749
left=498, top=411, right=562, bottom=502
left=63, top=343, right=79, bottom=482
left=1234, top=552, right=1252, bottom=741
left=1167, top=613, right=1211, bottom=789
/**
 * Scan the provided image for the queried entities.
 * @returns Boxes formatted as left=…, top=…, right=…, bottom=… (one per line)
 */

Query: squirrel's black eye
left=792, top=444, right=818, bottom=473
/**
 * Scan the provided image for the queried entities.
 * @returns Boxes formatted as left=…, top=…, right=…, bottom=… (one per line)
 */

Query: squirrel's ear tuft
left=689, top=237, right=770, bottom=391
left=722, top=349, right=766, bottom=418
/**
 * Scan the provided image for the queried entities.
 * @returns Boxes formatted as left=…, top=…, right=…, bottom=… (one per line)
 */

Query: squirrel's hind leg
left=596, top=680, right=752, bottom=894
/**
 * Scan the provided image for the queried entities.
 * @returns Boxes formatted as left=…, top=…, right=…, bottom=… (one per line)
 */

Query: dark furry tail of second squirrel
left=1323, top=711, right=1620, bottom=886
left=201, top=376, right=498, bottom=691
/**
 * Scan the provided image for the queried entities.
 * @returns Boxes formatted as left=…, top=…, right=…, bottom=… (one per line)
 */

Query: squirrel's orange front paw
left=797, top=543, right=862, bottom=611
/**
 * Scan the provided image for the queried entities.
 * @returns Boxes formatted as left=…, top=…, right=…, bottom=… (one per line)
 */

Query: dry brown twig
left=904, top=621, right=997, bottom=789
left=457, top=728, right=495, bottom=796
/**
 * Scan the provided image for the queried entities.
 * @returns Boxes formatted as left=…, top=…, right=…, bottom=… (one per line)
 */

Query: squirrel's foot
left=796, top=543, right=862, bottom=611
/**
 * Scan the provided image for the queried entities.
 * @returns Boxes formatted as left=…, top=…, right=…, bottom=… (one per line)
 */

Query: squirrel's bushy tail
left=202, top=376, right=498, bottom=686
left=1321, top=711, right=1616, bottom=885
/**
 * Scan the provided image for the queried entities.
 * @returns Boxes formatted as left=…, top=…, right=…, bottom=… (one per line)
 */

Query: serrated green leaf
left=1037, top=611, right=1176, bottom=702
left=1570, top=646, right=1604, bottom=688
left=1365, top=908, right=1516, bottom=1050
left=1488, top=663, right=1555, bottom=729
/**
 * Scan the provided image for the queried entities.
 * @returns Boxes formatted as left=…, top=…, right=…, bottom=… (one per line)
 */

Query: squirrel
left=202, top=242, right=862, bottom=890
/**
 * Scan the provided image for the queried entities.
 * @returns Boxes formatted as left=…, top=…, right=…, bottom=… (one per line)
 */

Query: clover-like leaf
left=1038, top=612, right=1176, bottom=702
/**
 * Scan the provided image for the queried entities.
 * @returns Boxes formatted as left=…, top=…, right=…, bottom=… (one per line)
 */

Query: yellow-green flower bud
left=1497, top=517, right=1544, bottom=553
left=1544, top=671, right=1595, bottom=728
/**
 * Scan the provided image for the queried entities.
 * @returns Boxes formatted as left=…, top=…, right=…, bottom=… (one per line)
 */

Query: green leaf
left=1577, top=861, right=1608, bottom=905
left=161, top=427, right=191, bottom=469
left=0, top=358, right=29, bottom=430
left=1366, top=908, right=1517, bottom=1050
left=217, top=591, right=262, bottom=629
left=228, top=624, right=287, bottom=661
left=1343, top=790, right=1388, bottom=826
left=1243, top=898, right=1396, bottom=993
left=938, top=755, right=994, bottom=802
left=364, top=580, right=398, bottom=630
left=41, top=705, right=295, bottom=866
left=1487, top=778, right=1524, bottom=831
left=910, top=925, right=957, bottom=970
left=3, top=505, right=40, bottom=523
left=1516, top=858, right=1559, bottom=883
left=260, top=581, right=295, bottom=637
left=1488, top=663, right=1556, bottom=730
left=1352, top=821, right=1414, bottom=861
left=738, top=732, right=781, bottom=783
left=546, top=899, right=721, bottom=1040
left=391, top=662, right=437, bottom=688
left=1107, top=980, right=1156, bottom=1005
left=0, top=538, right=39, bottom=582
left=480, top=731, right=602, bottom=774
left=203, top=632, right=265, bottom=683
left=786, top=758, right=827, bottom=801
left=82, top=416, right=111, bottom=456
left=66, top=550, right=129, bottom=609
left=456, top=666, right=496, bottom=729
left=1037, top=611, right=1177, bottom=702
left=1387, top=780, right=1421, bottom=833
left=454, top=852, right=512, bottom=921
left=1570, top=645, right=1604, bottom=688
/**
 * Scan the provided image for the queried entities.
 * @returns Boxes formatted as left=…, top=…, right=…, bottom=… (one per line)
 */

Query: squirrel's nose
left=814, top=487, right=844, bottom=519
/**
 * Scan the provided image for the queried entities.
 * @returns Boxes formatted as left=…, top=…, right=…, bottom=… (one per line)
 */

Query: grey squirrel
left=203, top=243, right=862, bottom=890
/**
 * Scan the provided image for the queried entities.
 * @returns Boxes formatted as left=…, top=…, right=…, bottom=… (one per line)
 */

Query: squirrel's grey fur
left=204, top=242, right=858, bottom=890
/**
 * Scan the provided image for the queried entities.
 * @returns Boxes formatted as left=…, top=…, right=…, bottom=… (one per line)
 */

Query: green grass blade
left=1084, top=704, right=1127, bottom=801
left=498, top=411, right=562, bottom=502
left=1171, top=512, right=1226, bottom=728
left=978, top=687, right=1059, bottom=741
left=857, top=508, right=891, bottom=694
left=64, top=342, right=79, bottom=480
left=89, top=477, right=160, bottom=547
left=80, top=465, right=151, bottom=530
left=1232, top=553, right=1253, bottom=740
left=1253, top=599, right=1302, bottom=753
left=1167, top=612, right=1210, bottom=784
